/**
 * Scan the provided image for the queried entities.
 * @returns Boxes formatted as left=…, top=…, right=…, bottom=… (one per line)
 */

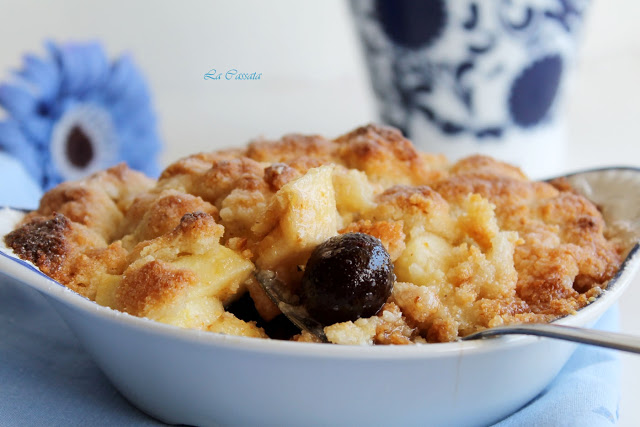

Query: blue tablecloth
left=0, top=153, right=622, bottom=426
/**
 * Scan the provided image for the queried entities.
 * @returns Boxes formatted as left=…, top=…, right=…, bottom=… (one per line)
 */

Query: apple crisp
left=4, top=124, right=623, bottom=344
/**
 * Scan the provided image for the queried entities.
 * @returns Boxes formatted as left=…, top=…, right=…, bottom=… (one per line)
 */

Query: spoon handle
left=463, top=323, right=640, bottom=355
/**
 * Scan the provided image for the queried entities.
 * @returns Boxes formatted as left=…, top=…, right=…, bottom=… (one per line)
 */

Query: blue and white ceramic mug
left=351, top=0, right=588, bottom=177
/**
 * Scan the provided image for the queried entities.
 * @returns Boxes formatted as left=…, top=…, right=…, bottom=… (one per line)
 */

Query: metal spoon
left=256, top=269, right=640, bottom=352
left=255, top=269, right=329, bottom=342
left=461, top=323, right=640, bottom=354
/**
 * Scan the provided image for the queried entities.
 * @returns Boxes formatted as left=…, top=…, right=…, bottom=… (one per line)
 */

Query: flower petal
left=105, top=55, right=151, bottom=103
left=0, top=120, right=45, bottom=186
left=48, top=40, right=109, bottom=96
left=0, top=83, right=37, bottom=118
left=107, top=96, right=155, bottom=131
left=14, top=53, right=61, bottom=101
left=20, top=115, right=53, bottom=149
left=115, top=125, right=162, bottom=177
left=97, top=54, right=158, bottom=135
left=42, top=154, right=63, bottom=190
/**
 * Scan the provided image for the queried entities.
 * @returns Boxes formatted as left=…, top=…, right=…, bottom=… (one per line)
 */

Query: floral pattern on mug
left=352, top=0, right=588, bottom=139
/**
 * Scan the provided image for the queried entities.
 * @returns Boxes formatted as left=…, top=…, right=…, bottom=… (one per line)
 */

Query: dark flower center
left=66, top=126, right=94, bottom=168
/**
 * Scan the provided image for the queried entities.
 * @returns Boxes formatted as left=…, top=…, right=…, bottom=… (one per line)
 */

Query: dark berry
left=300, top=233, right=395, bottom=326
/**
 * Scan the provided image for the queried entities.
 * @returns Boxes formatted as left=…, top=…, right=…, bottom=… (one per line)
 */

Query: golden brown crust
left=375, top=185, right=450, bottom=221
left=334, top=124, right=447, bottom=185
left=5, top=213, right=74, bottom=278
left=432, top=173, right=558, bottom=206
left=448, top=155, right=528, bottom=181
left=30, top=164, right=154, bottom=242
left=246, top=133, right=335, bottom=164
left=432, top=164, right=622, bottom=315
left=4, top=124, right=625, bottom=344
left=263, top=163, right=301, bottom=192
left=128, top=211, right=225, bottom=262
left=5, top=213, right=106, bottom=284
left=117, top=260, right=197, bottom=317
left=373, top=303, right=416, bottom=345
left=119, top=190, right=218, bottom=248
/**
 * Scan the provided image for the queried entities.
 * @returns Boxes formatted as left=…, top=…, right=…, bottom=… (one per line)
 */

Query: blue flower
left=0, top=41, right=162, bottom=190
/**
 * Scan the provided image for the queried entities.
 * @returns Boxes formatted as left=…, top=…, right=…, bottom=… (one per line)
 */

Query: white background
left=0, top=1, right=639, bottom=425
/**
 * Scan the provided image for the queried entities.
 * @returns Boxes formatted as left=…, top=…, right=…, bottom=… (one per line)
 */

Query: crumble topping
left=4, top=124, right=624, bottom=345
